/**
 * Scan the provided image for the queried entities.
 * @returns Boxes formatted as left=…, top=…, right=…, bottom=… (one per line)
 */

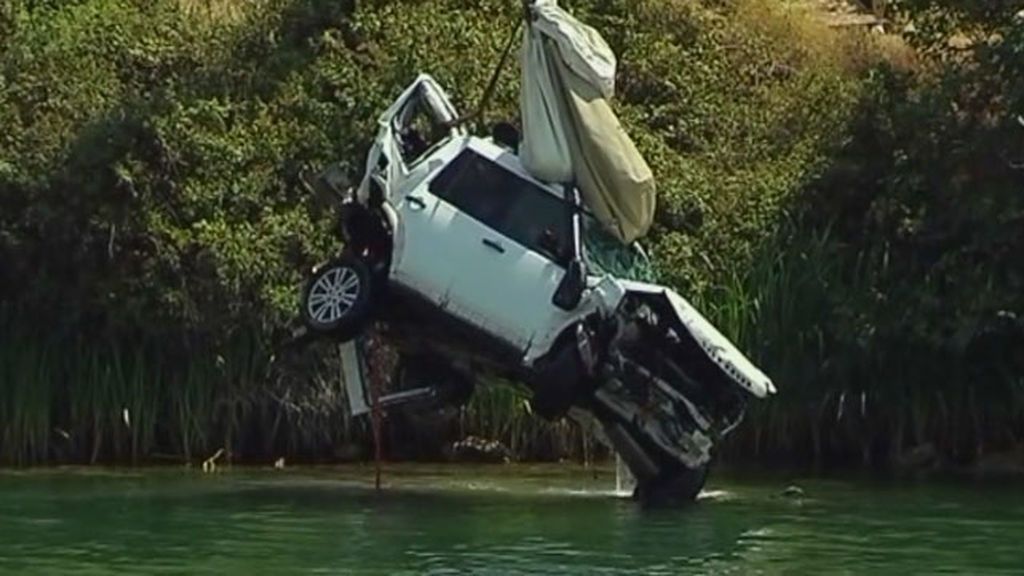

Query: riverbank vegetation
left=1, top=0, right=1021, bottom=471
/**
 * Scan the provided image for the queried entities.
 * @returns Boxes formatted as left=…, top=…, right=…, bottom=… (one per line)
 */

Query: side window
left=394, top=87, right=451, bottom=166
left=430, top=151, right=571, bottom=263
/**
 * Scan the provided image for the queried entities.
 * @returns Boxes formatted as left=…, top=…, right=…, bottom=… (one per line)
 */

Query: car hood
left=617, top=280, right=777, bottom=399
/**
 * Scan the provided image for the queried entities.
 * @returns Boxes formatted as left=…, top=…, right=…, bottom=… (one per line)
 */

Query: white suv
left=300, top=75, right=775, bottom=504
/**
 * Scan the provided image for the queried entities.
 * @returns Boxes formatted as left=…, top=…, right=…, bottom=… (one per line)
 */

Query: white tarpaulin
left=529, top=0, right=616, bottom=98
left=519, top=0, right=656, bottom=244
left=519, top=30, right=573, bottom=184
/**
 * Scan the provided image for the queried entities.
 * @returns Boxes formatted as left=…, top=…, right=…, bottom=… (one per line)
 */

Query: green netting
left=582, top=216, right=657, bottom=283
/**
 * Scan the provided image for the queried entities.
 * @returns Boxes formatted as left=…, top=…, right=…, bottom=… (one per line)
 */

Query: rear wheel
left=302, top=254, right=373, bottom=341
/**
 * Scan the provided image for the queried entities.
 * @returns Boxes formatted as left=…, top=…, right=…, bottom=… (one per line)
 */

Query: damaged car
left=297, top=0, right=775, bottom=504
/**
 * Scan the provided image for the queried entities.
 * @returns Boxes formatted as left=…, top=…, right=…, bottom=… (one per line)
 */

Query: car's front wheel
left=302, top=254, right=374, bottom=341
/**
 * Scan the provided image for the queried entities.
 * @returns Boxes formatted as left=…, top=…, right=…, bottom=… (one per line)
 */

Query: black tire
left=634, top=463, right=709, bottom=507
left=528, top=327, right=586, bottom=420
left=301, top=254, right=373, bottom=341
left=590, top=398, right=711, bottom=507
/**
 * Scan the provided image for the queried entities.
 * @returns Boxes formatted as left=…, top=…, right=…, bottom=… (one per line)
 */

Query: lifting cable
left=444, top=10, right=525, bottom=131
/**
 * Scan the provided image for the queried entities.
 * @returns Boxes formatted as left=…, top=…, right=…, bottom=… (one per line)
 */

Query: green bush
left=1, top=0, right=865, bottom=336
left=0, top=0, right=870, bottom=463
left=714, top=4, right=1024, bottom=466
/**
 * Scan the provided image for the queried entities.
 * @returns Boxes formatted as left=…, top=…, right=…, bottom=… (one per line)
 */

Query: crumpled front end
left=617, top=281, right=776, bottom=399
left=581, top=278, right=770, bottom=479
left=588, top=279, right=775, bottom=473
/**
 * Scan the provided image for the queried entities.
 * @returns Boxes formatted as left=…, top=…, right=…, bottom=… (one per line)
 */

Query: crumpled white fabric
left=519, top=0, right=655, bottom=244
left=529, top=0, right=617, bottom=99
left=520, top=0, right=617, bottom=185
left=519, top=25, right=574, bottom=184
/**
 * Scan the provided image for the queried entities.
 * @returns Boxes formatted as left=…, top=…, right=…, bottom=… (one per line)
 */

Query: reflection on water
left=0, top=465, right=1021, bottom=575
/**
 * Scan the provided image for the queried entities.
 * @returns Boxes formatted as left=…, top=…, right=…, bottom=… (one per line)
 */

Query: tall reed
left=461, top=381, right=593, bottom=462
left=702, top=220, right=1024, bottom=468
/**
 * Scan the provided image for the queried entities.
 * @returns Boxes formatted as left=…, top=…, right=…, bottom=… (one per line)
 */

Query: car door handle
left=481, top=238, right=505, bottom=254
left=406, top=195, right=426, bottom=210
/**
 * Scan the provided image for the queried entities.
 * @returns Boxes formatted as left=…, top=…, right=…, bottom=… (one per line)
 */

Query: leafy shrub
left=0, top=0, right=866, bottom=336
left=717, top=3, right=1024, bottom=466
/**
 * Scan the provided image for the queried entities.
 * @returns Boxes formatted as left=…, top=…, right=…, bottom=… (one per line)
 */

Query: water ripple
left=1, top=467, right=1022, bottom=575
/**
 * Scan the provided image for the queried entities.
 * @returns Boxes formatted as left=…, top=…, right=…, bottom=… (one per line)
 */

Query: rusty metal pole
left=367, top=338, right=383, bottom=492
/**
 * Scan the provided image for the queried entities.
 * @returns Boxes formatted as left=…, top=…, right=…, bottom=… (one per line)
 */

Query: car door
left=388, top=139, right=472, bottom=306
left=370, top=76, right=471, bottom=305
left=427, top=147, right=576, bottom=353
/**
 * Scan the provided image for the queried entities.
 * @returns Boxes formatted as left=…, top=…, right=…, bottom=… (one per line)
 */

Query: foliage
left=0, top=0, right=866, bottom=333
left=712, top=2, right=1024, bottom=466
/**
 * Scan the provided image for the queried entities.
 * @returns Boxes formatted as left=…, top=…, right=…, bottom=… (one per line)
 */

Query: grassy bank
left=2, top=0, right=1021, bottom=468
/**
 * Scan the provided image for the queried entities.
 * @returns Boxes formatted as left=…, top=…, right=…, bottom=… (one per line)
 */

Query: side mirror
left=553, top=259, right=586, bottom=311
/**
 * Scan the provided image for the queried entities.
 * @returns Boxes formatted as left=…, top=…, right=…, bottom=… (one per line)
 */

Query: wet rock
left=974, top=449, right=1024, bottom=478
left=896, top=443, right=939, bottom=472
left=449, top=436, right=511, bottom=464
left=781, top=485, right=805, bottom=498
left=332, top=443, right=364, bottom=462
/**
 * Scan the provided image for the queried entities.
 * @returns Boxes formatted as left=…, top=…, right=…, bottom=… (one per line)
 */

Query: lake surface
left=0, top=464, right=1021, bottom=575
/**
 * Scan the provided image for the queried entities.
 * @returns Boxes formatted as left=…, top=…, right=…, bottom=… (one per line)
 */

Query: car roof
left=455, top=136, right=566, bottom=201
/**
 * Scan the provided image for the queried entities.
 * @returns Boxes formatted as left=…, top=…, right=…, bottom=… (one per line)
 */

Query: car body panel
left=379, top=122, right=584, bottom=357
left=617, top=280, right=777, bottom=398
left=388, top=138, right=467, bottom=304
left=442, top=209, right=567, bottom=353
left=522, top=274, right=625, bottom=365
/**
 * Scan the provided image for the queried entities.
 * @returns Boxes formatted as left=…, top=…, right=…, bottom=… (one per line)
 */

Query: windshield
left=582, top=215, right=657, bottom=282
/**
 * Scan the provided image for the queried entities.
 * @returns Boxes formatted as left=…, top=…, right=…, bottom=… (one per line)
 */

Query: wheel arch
left=341, top=200, right=397, bottom=280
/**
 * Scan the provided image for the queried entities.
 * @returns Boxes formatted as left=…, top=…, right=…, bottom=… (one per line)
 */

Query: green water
left=1, top=465, right=1021, bottom=575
